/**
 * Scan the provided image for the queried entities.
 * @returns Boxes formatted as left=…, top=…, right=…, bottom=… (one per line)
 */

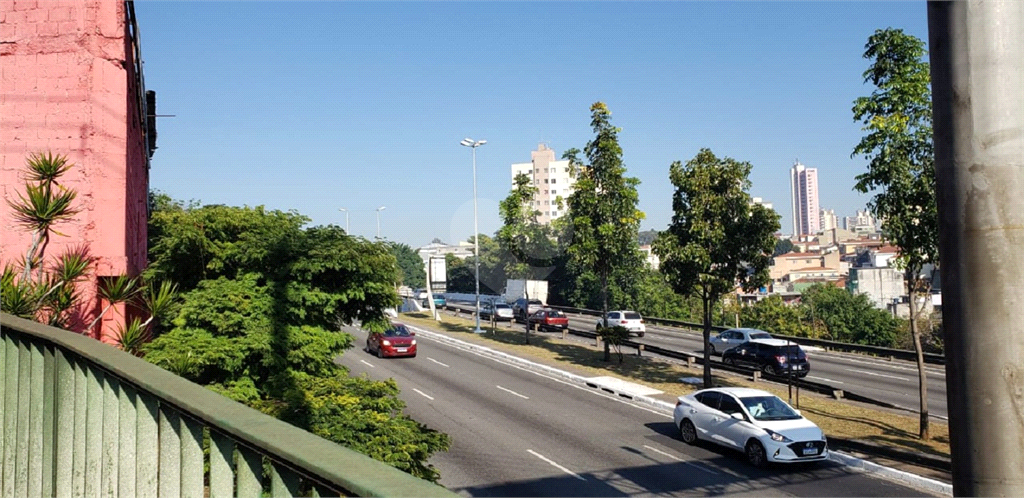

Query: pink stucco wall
left=1, top=0, right=150, bottom=342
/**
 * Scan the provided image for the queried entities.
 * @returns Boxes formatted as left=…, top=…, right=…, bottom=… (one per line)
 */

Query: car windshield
left=740, top=395, right=802, bottom=421
left=750, top=332, right=771, bottom=339
left=624, top=312, right=641, bottom=320
left=383, top=326, right=411, bottom=337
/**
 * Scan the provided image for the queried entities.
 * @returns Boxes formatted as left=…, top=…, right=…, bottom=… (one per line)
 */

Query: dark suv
left=721, top=339, right=810, bottom=377
left=512, top=298, right=544, bottom=322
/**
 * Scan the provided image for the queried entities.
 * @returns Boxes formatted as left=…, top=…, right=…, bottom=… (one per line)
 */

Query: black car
left=721, top=339, right=810, bottom=377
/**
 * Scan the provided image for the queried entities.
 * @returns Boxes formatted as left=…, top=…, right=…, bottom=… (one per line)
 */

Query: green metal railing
left=0, top=313, right=456, bottom=497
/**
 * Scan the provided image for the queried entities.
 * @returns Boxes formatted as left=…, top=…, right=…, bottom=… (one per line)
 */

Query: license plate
left=802, top=448, right=818, bottom=456
left=793, top=365, right=803, bottom=370
left=396, top=348, right=407, bottom=353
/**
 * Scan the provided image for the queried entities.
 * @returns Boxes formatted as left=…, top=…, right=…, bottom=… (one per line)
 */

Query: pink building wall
left=1, top=0, right=151, bottom=342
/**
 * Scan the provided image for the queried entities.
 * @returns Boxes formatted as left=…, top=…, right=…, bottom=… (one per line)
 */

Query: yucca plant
left=139, top=280, right=179, bottom=336
left=1, top=265, right=41, bottom=319
left=86, top=275, right=142, bottom=332
left=114, top=317, right=149, bottom=356
left=5, top=152, right=80, bottom=282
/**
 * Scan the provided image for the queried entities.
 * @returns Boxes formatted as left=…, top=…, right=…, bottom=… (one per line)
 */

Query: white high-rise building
left=820, top=208, right=839, bottom=231
left=510, top=144, right=577, bottom=225
left=790, top=160, right=820, bottom=237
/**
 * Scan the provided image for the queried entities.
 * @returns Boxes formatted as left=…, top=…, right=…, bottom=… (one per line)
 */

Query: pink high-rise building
left=1, top=0, right=154, bottom=342
left=790, top=161, right=820, bottom=237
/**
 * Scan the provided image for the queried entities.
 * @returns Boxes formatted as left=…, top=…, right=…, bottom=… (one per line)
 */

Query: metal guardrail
left=544, top=305, right=945, bottom=365
left=0, top=313, right=457, bottom=497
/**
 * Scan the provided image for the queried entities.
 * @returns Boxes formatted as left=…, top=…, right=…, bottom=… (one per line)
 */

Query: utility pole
left=928, top=1, right=1024, bottom=495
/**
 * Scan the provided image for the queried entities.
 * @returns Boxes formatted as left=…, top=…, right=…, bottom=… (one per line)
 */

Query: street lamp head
left=338, top=207, right=347, bottom=212
left=477, top=140, right=487, bottom=146
left=460, top=138, right=487, bottom=148
left=377, top=206, right=387, bottom=211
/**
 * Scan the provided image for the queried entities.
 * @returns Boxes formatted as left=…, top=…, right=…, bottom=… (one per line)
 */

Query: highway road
left=559, top=314, right=950, bottom=421
left=442, top=300, right=949, bottom=420
left=336, top=324, right=945, bottom=497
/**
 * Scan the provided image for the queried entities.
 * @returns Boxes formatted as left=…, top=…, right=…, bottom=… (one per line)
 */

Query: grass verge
left=397, top=311, right=951, bottom=460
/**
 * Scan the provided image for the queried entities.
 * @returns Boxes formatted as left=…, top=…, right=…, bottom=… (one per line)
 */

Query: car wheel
left=762, top=364, right=776, bottom=376
left=723, top=356, right=735, bottom=366
left=638, top=332, right=645, bottom=337
left=365, top=340, right=371, bottom=353
left=709, top=344, right=717, bottom=355
left=746, top=439, right=767, bottom=468
left=377, top=347, right=384, bottom=359
left=679, top=419, right=698, bottom=445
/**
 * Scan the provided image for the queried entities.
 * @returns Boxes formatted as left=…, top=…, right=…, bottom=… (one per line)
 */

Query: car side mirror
left=410, top=331, right=415, bottom=336
left=731, top=412, right=745, bottom=421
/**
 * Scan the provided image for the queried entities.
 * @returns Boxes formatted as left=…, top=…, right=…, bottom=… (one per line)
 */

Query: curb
left=406, top=324, right=953, bottom=497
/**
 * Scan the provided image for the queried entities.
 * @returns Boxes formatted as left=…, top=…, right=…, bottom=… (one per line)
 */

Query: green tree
left=773, top=238, right=794, bottom=257
left=852, top=28, right=937, bottom=440
left=142, top=202, right=448, bottom=481
left=654, top=149, right=780, bottom=387
left=740, top=295, right=807, bottom=337
left=800, top=284, right=899, bottom=346
left=388, top=242, right=426, bottom=289
left=562, top=102, right=645, bottom=361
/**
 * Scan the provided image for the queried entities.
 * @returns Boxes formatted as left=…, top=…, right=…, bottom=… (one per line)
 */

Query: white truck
left=503, top=279, right=548, bottom=306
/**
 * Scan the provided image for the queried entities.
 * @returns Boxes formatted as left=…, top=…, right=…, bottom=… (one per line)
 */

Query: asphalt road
left=559, top=314, right=950, bottom=421
left=442, top=300, right=949, bottom=420
left=336, top=324, right=944, bottom=497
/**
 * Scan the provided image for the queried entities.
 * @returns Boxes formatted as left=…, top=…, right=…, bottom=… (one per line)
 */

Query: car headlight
left=411, top=339, right=417, bottom=345
left=821, top=432, right=827, bottom=442
left=765, top=429, right=792, bottom=443
left=381, top=340, right=391, bottom=346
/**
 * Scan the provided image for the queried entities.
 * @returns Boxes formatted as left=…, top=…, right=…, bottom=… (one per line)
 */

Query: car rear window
left=751, top=332, right=771, bottom=340
left=549, top=311, right=566, bottom=318
left=778, top=345, right=803, bottom=354
left=624, top=312, right=641, bottom=320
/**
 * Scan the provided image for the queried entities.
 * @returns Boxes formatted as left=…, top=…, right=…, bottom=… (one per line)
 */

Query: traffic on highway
left=336, top=316, right=949, bottom=497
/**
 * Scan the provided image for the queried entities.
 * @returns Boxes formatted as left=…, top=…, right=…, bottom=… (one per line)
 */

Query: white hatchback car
left=709, top=328, right=773, bottom=355
left=597, top=310, right=646, bottom=337
left=673, top=387, right=828, bottom=467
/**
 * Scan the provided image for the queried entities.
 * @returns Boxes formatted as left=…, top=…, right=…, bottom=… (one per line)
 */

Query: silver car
left=709, top=328, right=772, bottom=355
left=673, top=387, right=828, bottom=467
left=480, top=301, right=515, bottom=322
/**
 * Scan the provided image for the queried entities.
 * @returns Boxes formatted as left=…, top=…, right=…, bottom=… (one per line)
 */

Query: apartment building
left=789, top=161, right=820, bottom=237
left=510, top=144, right=576, bottom=225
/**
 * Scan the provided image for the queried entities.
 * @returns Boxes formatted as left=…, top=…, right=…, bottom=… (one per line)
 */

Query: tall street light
left=375, top=206, right=387, bottom=239
left=338, top=207, right=349, bottom=234
left=460, top=137, right=487, bottom=333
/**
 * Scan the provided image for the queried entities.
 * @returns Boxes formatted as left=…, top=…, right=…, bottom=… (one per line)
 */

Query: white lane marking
left=427, top=357, right=450, bottom=368
left=817, top=353, right=946, bottom=377
left=412, top=388, right=434, bottom=401
left=527, top=449, right=586, bottom=481
left=846, top=369, right=910, bottom=381
left=806, top=376, right=843, bottom=384
left=359, top=360, right=375, bottom=368
left=406, top=326, right=673, bottom=418
left=642, top=445, right=719, bottom=475
left=496, top=385, right=529, bottom=399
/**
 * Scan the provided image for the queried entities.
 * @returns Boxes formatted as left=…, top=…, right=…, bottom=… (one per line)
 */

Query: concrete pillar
left=928, top=1, right=1024, bottom=495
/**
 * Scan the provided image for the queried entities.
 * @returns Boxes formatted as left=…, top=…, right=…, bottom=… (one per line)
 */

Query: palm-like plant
left=86, top=275, right=142, bottom=332
left=6, top=152, right=80, bottom=282
left=114, top=317, right=150, bottom=356
left=139, top=280, right=179, bottom=336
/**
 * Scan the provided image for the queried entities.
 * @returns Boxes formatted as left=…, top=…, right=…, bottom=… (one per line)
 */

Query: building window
left=551, top=179, right=557, bottom=184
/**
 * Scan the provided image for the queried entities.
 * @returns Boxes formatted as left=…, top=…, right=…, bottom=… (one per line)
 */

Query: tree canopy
left=142, top=202, right=449, bottom=481
left=654, top=148, right=780, bottom=386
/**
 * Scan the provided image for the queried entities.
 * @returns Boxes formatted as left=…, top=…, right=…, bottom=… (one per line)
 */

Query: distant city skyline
left=790, top=161, right=821, bottom=237
left=133, top=2, right=930, bottom=248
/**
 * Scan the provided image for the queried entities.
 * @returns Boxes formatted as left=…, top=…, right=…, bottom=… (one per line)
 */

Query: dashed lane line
left=527, top=450, right=586, bottom=481
left=496, top=385, right=529, bottom=399
left=412, top=388, right=435, bottom=401
left=642, top=445, right=719, bottom=475
left=359, top=360, right=375, bottom=368
left=427, top=357, right=450, bottom=368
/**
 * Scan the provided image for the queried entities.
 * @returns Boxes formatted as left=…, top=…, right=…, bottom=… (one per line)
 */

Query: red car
left=366, top=323, right=417, bottom=358
left=528, top=309, right=569, bottom=332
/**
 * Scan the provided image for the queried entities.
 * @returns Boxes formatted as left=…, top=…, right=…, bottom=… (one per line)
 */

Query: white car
left=709, top=328, right=772, bottom=355
left=480, top=301, right=515, bottom=322
left=673, top=387, right=828, bottom=467
left=597, top=310, right=646, bottom=337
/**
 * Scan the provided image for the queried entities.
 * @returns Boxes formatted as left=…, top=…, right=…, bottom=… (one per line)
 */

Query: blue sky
left=135, top=1, right=931, bottom=248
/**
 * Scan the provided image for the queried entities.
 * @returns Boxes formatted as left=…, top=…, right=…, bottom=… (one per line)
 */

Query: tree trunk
left=907, top=269, right=930, bottom=440
left=601, top=271, right=610, bottom=362
left=702, top=287, right=713, bottom=388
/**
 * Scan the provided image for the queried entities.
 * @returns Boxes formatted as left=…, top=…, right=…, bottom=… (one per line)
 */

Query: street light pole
left=375, top=206, right=386, bottom=239
left=338, top=207, right=349, bottom=234
left=460, top=137, right=487, bottom=333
